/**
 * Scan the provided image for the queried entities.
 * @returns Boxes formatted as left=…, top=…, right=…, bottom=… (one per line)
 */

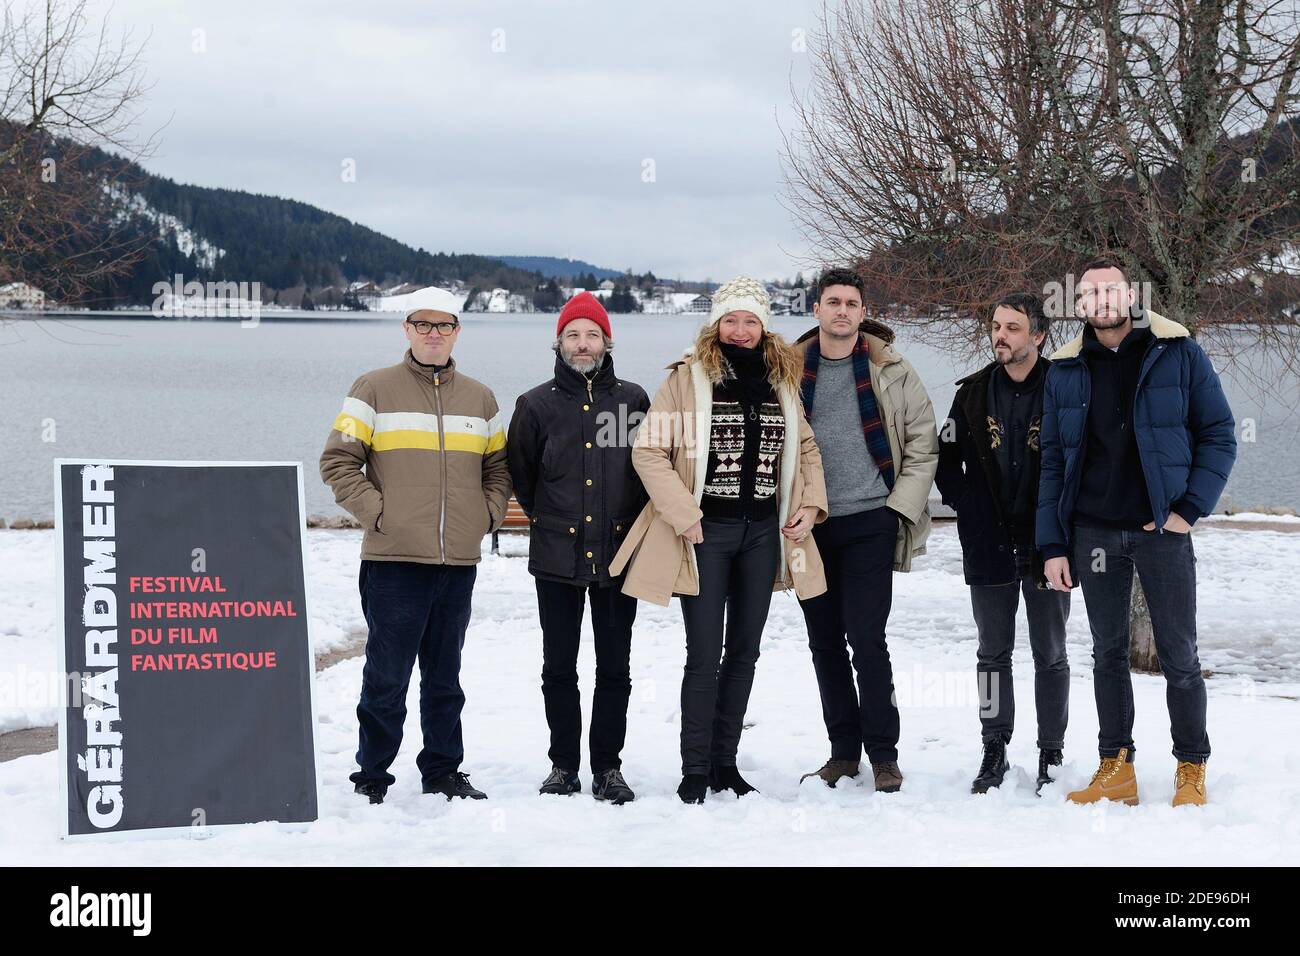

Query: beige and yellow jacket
left=609, top=356, right=829, bottom=606
left=320, top=350, right=511, bottom=565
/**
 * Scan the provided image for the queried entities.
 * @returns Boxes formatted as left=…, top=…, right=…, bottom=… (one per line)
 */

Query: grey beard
left=563, top=351, right=603, bottom=374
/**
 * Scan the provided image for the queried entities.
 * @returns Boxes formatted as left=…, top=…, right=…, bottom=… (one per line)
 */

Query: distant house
left=767, top=286, right=807, bottom=315
left=599, top=279, right=617, bottom=291
left=686, top=294, right=712, bottom=313
left=0, top=281, right=46, bottom=310
left=347, top=280, right=382, bottom=308
left=384, top=282, right=423, bottom=297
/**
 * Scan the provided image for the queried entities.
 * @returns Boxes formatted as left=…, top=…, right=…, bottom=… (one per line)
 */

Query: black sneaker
left=709, top=765, right=758, bottom=797
left=539, top=766, right=581, bottom=796
left=423, top=771, right=487, bottom=800
left=353, top=781, right=387, bottom=805
left=591, top=769, right=635, bottom=804
left=971, top=738, right=1010, bottom=794
left=1036, top=748, right=1063, bottom=794
left=677, top=773, right=707, bottom=804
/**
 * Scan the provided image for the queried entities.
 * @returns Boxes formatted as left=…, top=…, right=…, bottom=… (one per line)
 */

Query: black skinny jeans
left=678, top=515, right=781, bottom=776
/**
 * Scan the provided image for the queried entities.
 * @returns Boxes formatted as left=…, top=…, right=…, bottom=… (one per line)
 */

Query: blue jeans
left=350, top=560, right=477, bottom=789
left=1071, top=524, right=1209, bottom=764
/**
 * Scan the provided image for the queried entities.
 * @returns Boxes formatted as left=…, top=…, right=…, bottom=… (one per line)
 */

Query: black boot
left=538, top=766, right=580, bottom=796
left=423, top=771, right=488, bottom=800
left=353, top=781, right=387, bottom=805
left=1036, top=748, right=1063, bottom=794
left=591, top=769, right=636, bottom=804
left=709, top=765, right=758, bottom=797
left=971, top=738, right=1009, bottom=794
left=677, top=773, right=707, bottom=804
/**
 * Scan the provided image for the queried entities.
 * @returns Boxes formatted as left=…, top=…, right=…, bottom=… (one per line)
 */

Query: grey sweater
left=808, top=354, right=890, bottom=516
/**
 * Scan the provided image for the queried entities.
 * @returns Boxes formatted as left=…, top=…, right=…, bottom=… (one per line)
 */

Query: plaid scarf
left=800, top=334, right=895, bottom=488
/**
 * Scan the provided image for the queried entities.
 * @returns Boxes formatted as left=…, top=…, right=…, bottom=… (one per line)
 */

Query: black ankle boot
left=709, top=765, right=758, bottom=796
left=971, top=738, right=1010, bottom=794
left=1037, top=748, right=1063, bottom=794
left=677, top=773, right=707, bottom=804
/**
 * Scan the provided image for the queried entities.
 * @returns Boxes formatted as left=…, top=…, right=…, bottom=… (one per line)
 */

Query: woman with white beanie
left=610, top=277, right=829, bottom=803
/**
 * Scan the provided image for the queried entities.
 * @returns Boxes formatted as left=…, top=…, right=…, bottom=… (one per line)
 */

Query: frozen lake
left=1, top=312, right=1295, bottom=521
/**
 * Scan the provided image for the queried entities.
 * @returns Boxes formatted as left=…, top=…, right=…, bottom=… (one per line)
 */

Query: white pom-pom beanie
left=708, top=276, right=771, bottom=330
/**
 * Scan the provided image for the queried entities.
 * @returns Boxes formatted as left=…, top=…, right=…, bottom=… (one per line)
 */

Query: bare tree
left=784, top=0, right=1300, bottom=361
left=784, top=0, right=1300, bottom=672
left=0, top=0, right=155, bottom=303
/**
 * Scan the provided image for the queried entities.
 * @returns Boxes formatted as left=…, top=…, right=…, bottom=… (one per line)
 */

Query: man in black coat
left=506, top=292, right=650, bottom=804
left=936, top=292, right=1071, bottom=796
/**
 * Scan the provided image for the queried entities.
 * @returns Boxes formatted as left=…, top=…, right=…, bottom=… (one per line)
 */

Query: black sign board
left=55, top=460, right=319, bottom=838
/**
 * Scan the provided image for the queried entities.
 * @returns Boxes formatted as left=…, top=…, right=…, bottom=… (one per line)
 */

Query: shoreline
left=4, top=506, right=1298, bottom=533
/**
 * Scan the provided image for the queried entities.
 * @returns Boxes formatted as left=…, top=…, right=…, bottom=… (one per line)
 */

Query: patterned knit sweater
left=701, top=375, right=785, bottom=520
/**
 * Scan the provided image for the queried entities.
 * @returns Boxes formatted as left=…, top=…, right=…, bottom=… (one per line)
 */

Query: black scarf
left=719, top=342, right=771, bottom=408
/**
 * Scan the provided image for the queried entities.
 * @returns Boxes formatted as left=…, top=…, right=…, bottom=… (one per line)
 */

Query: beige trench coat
left=610, top=357, right=829, bottom=606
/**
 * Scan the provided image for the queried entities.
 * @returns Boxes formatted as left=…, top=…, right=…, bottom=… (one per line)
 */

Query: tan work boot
left=1066, top=748, right=1139, bottom=806
left=1171, top=760, right=1207, bottom=807
left=799, top=758, right=861, bottom=788
left=871, top=760, right=903, bottom=793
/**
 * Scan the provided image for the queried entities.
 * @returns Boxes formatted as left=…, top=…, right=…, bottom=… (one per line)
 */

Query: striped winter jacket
left=320, top=350, right=512, bottom=565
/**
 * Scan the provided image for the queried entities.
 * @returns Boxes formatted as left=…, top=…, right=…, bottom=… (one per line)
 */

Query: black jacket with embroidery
left=936, top=358, right=1051, bottom=587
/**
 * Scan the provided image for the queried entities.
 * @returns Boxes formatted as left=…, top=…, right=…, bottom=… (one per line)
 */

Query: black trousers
left=970, top=549, right=1071, bottom=750
left=798, top=507, right=900, bottom=765
left=678, top=516, right=780, bottom=775
left=535, top=578, right=637, bottom=773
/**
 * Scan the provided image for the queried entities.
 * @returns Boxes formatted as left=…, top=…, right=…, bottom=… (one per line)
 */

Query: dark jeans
left=535, top=578, right=636, bottom=772
left=971, top=548, right=1071, bottom=749
left=350, top=560, right=477, bottom=789
left=798, top=506, right=900, bottom=765
left=1072, top=523, right=1209, bottom=764
left=678, top=516, right=780, bottom=776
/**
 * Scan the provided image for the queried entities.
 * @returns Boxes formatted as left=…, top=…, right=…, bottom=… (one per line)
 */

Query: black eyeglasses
left=406, top=319, right=459, bottom=336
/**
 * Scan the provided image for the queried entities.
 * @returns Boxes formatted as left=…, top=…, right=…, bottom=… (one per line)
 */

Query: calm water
left=2, top=312, right=1296, bottom=521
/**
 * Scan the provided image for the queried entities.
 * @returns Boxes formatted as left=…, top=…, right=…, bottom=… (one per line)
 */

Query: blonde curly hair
left=690, top=320, right=804, bottom=394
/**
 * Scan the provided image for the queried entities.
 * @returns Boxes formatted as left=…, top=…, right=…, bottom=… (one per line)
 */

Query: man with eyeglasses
left=321, top=304, right=511, bottom=805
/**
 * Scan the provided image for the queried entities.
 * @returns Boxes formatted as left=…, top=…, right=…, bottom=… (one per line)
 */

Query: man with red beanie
left=506, top=291, right=650, bottom=803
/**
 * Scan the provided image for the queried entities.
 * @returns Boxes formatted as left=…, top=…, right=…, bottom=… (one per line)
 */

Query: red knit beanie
left=556, top=291, right=612, bottom=338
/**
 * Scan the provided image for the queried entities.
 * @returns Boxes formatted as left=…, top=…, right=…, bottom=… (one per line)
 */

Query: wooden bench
left=490, top=497, right=532, bottom=554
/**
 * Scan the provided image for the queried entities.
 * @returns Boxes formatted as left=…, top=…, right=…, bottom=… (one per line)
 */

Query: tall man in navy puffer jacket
left=1038, top=255, right=1236, bottom=809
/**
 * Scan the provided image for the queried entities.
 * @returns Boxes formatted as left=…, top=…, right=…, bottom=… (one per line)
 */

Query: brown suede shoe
left=799, top=758, right=861, bottom=788
left=871, top=760, right=903, bottom=793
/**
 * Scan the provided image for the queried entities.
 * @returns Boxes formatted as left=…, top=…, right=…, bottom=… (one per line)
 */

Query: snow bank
left=1, top=525, right=1297, bottom=865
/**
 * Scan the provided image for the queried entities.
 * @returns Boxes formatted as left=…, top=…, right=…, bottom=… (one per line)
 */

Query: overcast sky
left=86, top=0, right=827, bottom=281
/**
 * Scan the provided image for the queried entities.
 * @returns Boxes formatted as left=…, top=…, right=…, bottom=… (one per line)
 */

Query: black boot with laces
left=538, top=766, right=580, bottom=796
left=423, top=771, right=488, bottom=800
left=1036, top=748, right=1063, bottom=794
left=970, top=738, right=1009, bottom=794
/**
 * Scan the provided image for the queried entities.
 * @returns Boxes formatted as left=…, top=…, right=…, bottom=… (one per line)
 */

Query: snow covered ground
left=1, top=523, right=1298, bottom=865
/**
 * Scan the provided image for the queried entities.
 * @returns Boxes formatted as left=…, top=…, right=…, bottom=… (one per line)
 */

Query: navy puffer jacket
left=1036, top=311, right=1237, bottom=558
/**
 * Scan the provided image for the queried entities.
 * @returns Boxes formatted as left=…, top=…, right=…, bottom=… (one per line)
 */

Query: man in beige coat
left=794, top=268, right=939, bottom=795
